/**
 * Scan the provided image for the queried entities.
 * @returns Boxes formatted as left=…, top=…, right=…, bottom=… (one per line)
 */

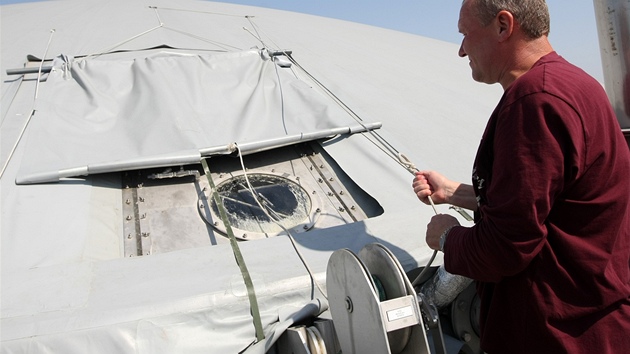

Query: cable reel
left=326, top=243, right=431, bottom=354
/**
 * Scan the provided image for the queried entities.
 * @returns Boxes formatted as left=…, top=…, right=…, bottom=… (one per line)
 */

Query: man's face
left=458, top=0, right=499, bottom=84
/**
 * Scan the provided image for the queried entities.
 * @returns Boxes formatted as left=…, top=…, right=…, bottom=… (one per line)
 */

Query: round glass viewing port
left=203, top=173, right=321, bottom=239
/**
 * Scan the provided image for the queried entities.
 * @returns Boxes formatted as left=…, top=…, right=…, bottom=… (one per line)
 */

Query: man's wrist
left=439, top=226, right=456, bottom=252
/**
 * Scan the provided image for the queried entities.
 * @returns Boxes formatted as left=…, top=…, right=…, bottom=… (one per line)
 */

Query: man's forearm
left=447, top=183, right=478, bottom=212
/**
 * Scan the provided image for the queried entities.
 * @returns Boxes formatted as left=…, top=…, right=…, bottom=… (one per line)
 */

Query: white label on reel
left=386, top=306, right=413, bottom=322
left=380, top=295, right=420, bottom=332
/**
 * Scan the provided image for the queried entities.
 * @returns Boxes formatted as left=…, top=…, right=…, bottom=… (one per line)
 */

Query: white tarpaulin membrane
left=1, top=0, right=504, bottom=353
left=17, top=49, right=358, bottom=184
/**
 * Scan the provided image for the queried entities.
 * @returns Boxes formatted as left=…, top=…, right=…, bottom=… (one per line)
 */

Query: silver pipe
left=16, top=123, right=382, bottom=184
left=199, top=122, right=382, bottom=156
left=593, top=0, right=630, bottom=129
left=6, top=66, right=53, bottom=75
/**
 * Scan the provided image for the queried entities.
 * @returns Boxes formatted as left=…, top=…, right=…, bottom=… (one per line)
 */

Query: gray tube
left=16, top=123, right=381, bottom=184
left=6, top=66, right=53, bottom=75
left=16, top=151, right=202, bottom=184
left=199, top=122, right=382, bottom=156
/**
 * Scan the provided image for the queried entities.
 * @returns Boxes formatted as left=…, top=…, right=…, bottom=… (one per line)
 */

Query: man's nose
left=458, top=41, right=467, bottom=58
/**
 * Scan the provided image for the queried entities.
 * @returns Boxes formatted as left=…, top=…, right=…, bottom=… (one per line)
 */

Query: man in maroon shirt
left=413, top=0, right=630, bottom=353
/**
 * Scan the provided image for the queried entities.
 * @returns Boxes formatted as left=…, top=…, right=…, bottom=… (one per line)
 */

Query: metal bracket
left=418, top=292, right=447, bottom=354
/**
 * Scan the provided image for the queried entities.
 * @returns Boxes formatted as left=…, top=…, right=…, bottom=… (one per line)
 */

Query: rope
left=279, top=53, right=446, bottom=286
left=245, top=16, right=282, bottom=51
left=278, top=50, right=445, bottom=289
left=0, top=29, right=55, bottom=180
left=81, top=25, right=163, bottom=61
left=242, top=15, right=427, bottom=186
left=246, top=16, right=268, bottom=49
left=34, top=29, right=55, bottom=100
left=283, top=54, right=422, bottom=174
left=233, top=144, right=328, bottom=301
left=201, top=158, right=265, bottom=342
left=396, top=154, right=440, bottom=286
left=163, top=26, right=241, bottom=51
left=214, top=16, right=430, bottom=185
left=205, top=18, right=329, bottom=305
left=151, top=5, right=164, bottom=26
left=238, top=20, right=445, bottom=290
left=271, top=57, right=288, bottom=134
left=81, top=6, right=246, bottom=61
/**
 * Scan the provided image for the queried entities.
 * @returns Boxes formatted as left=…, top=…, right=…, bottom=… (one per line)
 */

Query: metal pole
left=593, top=0, right=630, bottom=135
left=6, top=66, right=53, bottom=76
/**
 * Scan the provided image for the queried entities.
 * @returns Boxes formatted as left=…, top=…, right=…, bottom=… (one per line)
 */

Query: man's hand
left=427, top=214, right=460, bottom=251
left=412, top=170, right=451, bottom=205
left=412, top=170, right=479, bottom=212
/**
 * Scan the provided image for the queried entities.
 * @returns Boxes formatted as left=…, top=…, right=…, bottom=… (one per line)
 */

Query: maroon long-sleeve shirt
left=445, top=52, right=630, bottom=353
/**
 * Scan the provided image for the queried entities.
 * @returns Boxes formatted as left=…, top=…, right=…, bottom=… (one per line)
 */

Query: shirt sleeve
left=445, top=92, right=581, bottom=282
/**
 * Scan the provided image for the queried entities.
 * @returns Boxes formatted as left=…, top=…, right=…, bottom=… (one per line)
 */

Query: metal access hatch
left=121, top=141, right=383, bottom=257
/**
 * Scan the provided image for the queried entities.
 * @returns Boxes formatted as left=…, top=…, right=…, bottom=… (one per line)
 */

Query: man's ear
left=495, top=10, right=514, bottom=42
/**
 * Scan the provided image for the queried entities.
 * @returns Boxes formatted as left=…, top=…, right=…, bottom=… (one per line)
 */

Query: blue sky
left=1, top=0, right=605, bottom=82
left=216, top=0, right=604, bottom=82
